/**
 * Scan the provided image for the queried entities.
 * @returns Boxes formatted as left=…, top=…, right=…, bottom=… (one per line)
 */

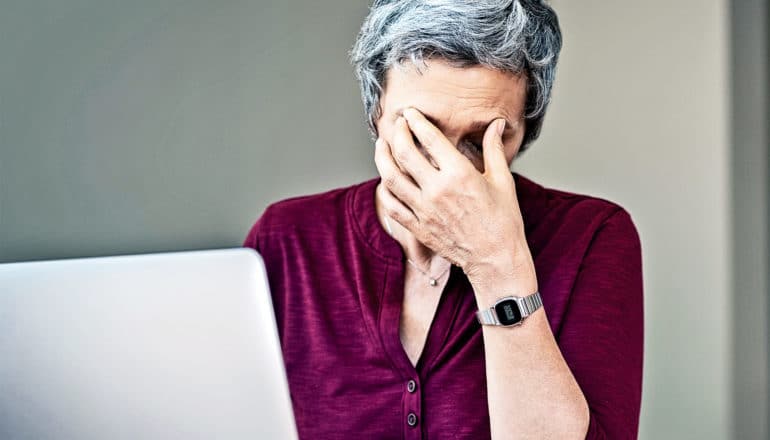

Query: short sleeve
left=242, top=205, right=272, bottom=251
left=557, top=208, right=644, bottom=440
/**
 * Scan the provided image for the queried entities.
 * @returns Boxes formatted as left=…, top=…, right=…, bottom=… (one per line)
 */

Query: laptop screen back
left=0, top=248, right=298, bottom=440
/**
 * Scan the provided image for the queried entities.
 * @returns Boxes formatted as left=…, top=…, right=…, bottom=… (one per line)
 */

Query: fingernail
left=375, top=138, right=382, bottom=148
left=496, top=119, right=506, bottom=137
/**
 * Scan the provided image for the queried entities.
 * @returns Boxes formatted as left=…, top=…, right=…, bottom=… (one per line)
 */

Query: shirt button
left=406, top=379, right=417, bottom=393
left=407, top=412, right=418, bottom=427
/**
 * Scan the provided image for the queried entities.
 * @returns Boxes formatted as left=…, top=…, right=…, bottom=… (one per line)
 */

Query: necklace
left=383, top=214, right=451, bottom=287
left=405, top=257, right=451, bottom=287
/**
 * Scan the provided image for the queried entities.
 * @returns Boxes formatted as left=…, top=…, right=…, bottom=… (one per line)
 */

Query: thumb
left=482, top=118, right=510, bottom=181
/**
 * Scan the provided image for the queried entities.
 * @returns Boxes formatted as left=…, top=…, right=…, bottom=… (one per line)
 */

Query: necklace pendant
left=429, top=278, right=437, bottom=287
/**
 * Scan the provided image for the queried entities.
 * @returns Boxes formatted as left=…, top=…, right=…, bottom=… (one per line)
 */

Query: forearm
left=473, top=263, right=590, bottom=439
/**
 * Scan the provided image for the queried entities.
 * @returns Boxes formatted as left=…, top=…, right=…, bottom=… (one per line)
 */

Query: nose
left=411, top=129, right=464, bottom=151
left=445, top=135, right=463, bottom=149
left=412, top=133, right=458, bottom=148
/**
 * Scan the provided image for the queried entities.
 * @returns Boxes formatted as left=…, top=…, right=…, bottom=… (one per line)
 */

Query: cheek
left=506, top=130, right=526, bottom=161
left=504, top=144, right=518, bottom=163
left=373, top=122, right=399, bottom=154
left=374, top=118, right=392, bottom=140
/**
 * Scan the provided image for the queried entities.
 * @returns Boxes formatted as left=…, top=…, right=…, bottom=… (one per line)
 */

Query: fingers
left=374, top=137, right=422, bottom=210
left=401, top=107, right=465, bottom=170
left=391, top=116, right=437, bottom=187
left=376, top=178, right=419, bottom=233
left=482, top=118, right=513, bottom=184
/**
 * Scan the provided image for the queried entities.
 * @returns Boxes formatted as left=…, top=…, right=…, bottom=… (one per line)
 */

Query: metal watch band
left=519, top=290, right=543, bottom=317
left=476, top=290, right=543, bottom=326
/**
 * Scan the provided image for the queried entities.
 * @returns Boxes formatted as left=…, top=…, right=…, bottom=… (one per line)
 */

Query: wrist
left=466, top=253, right=538, bottom=309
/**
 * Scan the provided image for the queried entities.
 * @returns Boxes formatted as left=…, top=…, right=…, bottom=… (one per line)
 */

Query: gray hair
left=349, top=0, right=562, bottom=154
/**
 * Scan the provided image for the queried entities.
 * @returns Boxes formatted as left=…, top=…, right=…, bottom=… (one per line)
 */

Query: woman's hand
left=374, top=107, right=537, bottom=299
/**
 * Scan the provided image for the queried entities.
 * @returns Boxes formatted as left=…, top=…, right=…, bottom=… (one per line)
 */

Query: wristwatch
left=476, top=291, right=543, bottom=327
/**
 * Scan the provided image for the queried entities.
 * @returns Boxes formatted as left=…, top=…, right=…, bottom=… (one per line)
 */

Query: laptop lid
left=0, top=248, right=298, bottom=440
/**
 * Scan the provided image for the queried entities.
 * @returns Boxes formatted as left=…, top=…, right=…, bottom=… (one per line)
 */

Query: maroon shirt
left=243, top=172, right=643, bottom=439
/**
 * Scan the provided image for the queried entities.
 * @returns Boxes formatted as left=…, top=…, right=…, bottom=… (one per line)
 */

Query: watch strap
left=476, top=307, right=499, bottom=326
left=476, top=290, right=542, bottom=326
left=519, top=290, right=543, bottom=317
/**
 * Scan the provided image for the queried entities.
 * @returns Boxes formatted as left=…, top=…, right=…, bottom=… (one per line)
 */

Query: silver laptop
left=0, top=248, right=298, bottom=440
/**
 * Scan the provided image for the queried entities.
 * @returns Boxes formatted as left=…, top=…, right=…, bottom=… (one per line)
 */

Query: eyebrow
left=466, top=119, right=515, bottom=133
left=398, top=107, right=515, bottom=134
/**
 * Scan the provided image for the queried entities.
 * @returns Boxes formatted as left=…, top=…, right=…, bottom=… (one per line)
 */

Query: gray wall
left=0, top=0, right=374, bottom=263
left=519, top=1, right=733, bottom=438
left=1, top=1, right=766, bottom=439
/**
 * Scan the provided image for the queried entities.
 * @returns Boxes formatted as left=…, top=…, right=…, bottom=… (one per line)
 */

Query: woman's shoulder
left=242, top=178, right=376, bottom=247
left=516, top=172, right=635, bottom=223
left=517, top=171, right=621, bottom=208
left=514, top=172, right=641, bottom=253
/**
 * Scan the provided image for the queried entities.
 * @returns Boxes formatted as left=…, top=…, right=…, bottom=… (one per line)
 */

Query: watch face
left=494, top=299, right=522, bottom=326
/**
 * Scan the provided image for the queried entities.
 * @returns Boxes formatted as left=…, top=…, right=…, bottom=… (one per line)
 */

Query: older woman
left=244, top=1, right=643, bottom=439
